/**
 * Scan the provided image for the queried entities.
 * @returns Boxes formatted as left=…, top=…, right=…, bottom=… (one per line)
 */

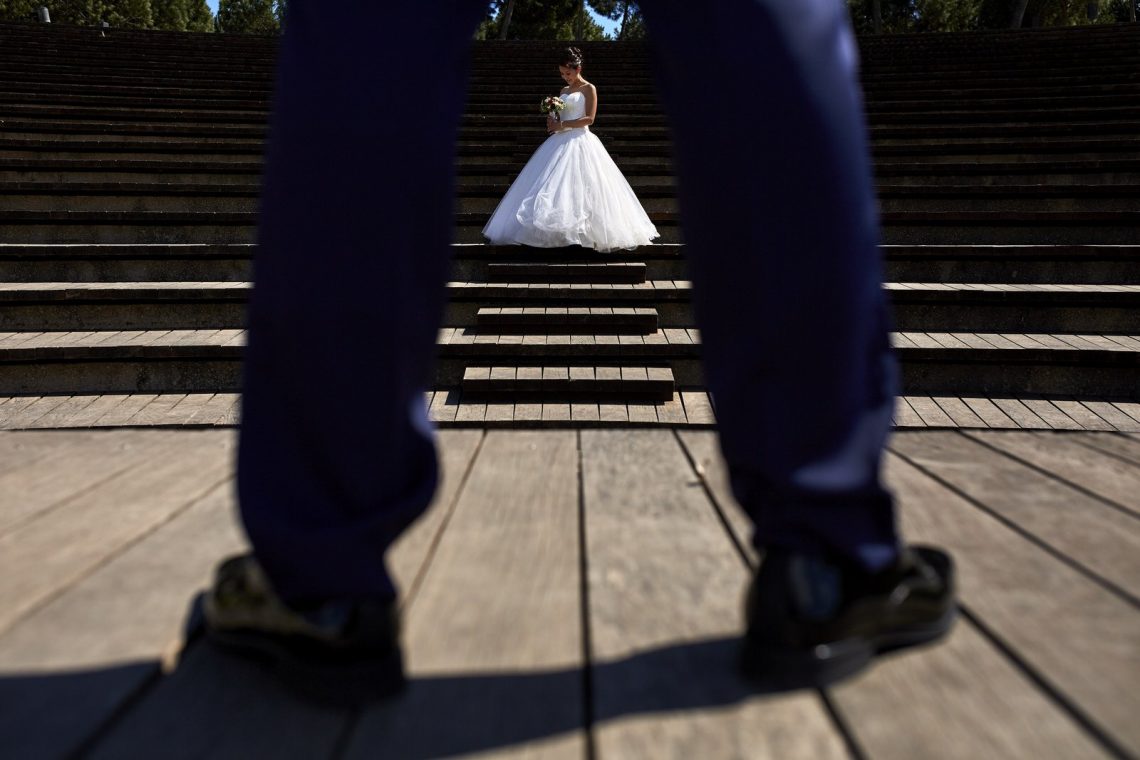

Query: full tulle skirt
left=482, top=128, right=659, bottom=252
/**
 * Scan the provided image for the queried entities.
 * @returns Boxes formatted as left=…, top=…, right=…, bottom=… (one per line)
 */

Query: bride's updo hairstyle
left=560, top=46, right=583, bottom=69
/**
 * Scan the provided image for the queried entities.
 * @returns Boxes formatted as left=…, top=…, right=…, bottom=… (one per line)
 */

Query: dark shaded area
left=0, top=635, right=804, bottom=759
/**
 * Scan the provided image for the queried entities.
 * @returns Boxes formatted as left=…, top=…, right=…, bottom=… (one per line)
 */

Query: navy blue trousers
left=238, top=0, right=899, bottom=605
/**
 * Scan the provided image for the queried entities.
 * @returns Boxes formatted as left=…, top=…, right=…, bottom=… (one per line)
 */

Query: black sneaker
left=740, top=544, right=955, bottom=688
left=201, top=553, right=406, bottom=706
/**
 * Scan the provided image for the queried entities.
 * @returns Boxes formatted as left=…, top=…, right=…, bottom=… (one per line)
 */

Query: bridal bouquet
left=540, top=96, right=566, bottom=120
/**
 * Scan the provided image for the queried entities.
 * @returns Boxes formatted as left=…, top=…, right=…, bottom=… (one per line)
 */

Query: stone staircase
left=1, top=22, right=1138, bottom=427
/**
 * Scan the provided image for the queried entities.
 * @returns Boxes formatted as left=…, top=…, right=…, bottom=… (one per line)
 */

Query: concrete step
left=0, top=243, right=255, bottom=282
left=3, top=281, right=1138, bottom=335
left=462, top=364, right=675, bottom=401
left=0, top=138, right=264, bottom=160
left=5, top=182, right=1140, bottom=215
left=476, top=307, right=659, bottom=334
left=1, top=207, right=1136, bottom=246
left=1, top=244, right=1135, bottom=286
left=484, top=262, right=647, bottom=283
left=0, top=328, right=1136, bottom=399
left=882, top=245, right=1140, bottom=285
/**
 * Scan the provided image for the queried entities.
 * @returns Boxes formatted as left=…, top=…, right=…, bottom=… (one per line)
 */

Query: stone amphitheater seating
left=0, top=22, right=1138, bottom=424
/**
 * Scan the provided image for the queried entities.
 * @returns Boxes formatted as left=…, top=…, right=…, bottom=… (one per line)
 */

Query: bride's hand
left=546, top=115, right=558, bottom=134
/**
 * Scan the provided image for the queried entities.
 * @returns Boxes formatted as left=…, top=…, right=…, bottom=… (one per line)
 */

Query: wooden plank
left=1071, top=432, right=1140, bottom=467
left=680, top=391, right=716, bottom=425
left=965, top=430, right=1140, bottom=517
left=0, top=453, right=243, bottom=759
left=1050, top=400, right=1115, bottom=432
left=833, top=604, right=1107, bottom=759
left=429, top=389, right=460, bottom=424
left=1004, top=333, right=1048, bottom=349
left=929, top=333, right=970, bottom=349
left=0, top=396, right=44, bottom=429
left=194, top=393, right=241, bottom=426
left=84, top=430, right=482, bottom=758
left=891, top=332, right=917, bottom=349
left=1116, top=403, right=1140, bottom=426
left=489, top=366, right=516, bottom=382
left=626, top=403, right=658, bottom=424
left=907, top=396, right=955, bottom=427
left=3, top=396, right=71, bottom=429
left=656, top=391, right=687, bottom=425
left=975, top=333, right=1022, bottom=350
left=166, top=396, right=220, bottom=426
left=570, top=403, right=600, bottom=422
left=91, top=394, right=160, bottom=427
left=892, top=431, right=1140, bottom=594
left=1051, top=334, right=1101, bottom=351
left=884, top=450, right=1140, bottom=756
left=513, top=402, right=542, bottom=423
left=1026, top=333, right=1080, bottom=350
left=0, top=428, right=181, bottom=536
left=345, top=431, right=585, bottom=758
left=542, top=403, right=571, bottom=422
left=123, top=394, right=190, bottom=426
left=960, top=398, right=1019, bottom=429
left=387, top=430, right=486, bottom=596
left=0, top=431, right=66, bottom=481
left=1021, top=399, right=1084, bottom=430
left=1078, top=402, right=1140, bottom=433
left=215, top=396, right=242, bottom=427
left=950, top=332, right=1000, bottom=350
left=580, top=430, right=846, bottom=757
left=675, top=430, right=757, bottom=564
left=20, top=395, right=100, bottom=429
left=87, top=636, right=347, bottom=759
left=598, top=403, right=629, bottom=423
left=455, top=402, right=487, bottom=423
left=1076, top=334, right=1130, bottom=352
left=893, top=397, right=926, bottom=427
left=991, top=398, right=1049, bottom=429
left=483, top=402, right=515, bottom=423
left=0, top=429, right=234, bottom=636
left=931, top=397, right=987, bottom=428
left=905, top=333, right=944, bottom=349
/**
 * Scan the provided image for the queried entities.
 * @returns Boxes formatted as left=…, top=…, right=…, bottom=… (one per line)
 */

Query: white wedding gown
left=482, top=91, right=659, bottom=252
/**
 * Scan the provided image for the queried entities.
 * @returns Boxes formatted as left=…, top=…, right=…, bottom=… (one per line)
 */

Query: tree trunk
left=1010, top=0, right=1030, bottom=28
left=1131, top=0, right=1136, bottom=23
left=872, top=0, right=882, bottom=33
left=619, top=1, right=630, bottom=39
left=497, top=0, right=515, bottom=40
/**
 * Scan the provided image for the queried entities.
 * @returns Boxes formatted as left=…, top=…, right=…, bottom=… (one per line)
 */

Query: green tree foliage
left=479, top=0, right=610, bottom=40
left=988, top=0, right=1089, bottom=27
left=2, top=0, right=152, bottom=27
left=847, top=0, right=982, bottom=33
left=215, top=0, right=279, bottom=34
left=0, top=0, right=218, bottom=30
left=848, top=0, right=1122, bottom=30
left=152, top=0, right=186, bottom=30
left=587, top=0, right=645, bottom=39
left=1100, top=0, right=1138, bottom=20
left=185, top=0, right=211, bottom=30
left=0, top=0, right=39, bottom=21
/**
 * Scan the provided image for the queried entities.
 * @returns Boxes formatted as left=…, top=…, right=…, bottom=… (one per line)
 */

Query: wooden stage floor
left=1, top=427, right=1137, bottom=758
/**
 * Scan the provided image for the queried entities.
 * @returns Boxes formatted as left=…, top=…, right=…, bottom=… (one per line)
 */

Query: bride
left=482, top=47, right=659, bottom=252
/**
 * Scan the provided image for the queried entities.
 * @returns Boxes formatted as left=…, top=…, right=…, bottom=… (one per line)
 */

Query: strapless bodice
left=559, top=90, right=587, bottom=122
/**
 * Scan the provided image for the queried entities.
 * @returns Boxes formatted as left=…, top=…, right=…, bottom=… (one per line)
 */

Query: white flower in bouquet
left=540, top=96, right=566, bottom=120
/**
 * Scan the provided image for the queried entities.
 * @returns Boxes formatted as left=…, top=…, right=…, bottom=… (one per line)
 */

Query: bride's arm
left=560, top=84, right=597, bottom=129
